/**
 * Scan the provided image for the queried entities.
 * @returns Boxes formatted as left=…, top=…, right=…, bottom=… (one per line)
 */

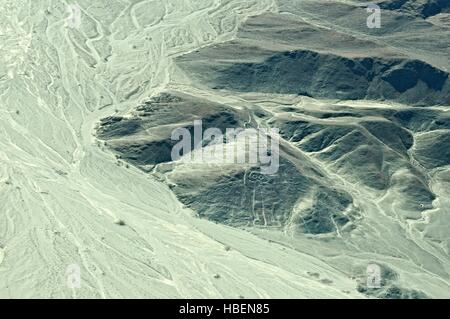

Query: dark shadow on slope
left=212, top=50, right=449, bottom=106
left=379, top=0, right=450, bottom=18
left=96, top=91, right=359, bottom=235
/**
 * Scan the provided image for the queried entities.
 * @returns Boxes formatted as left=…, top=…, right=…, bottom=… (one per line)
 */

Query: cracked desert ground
left=0, top=0, right=449, bottom=298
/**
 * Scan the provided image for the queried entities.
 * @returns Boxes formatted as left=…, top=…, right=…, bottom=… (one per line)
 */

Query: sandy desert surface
left=0, top=0, right=449, bottom=298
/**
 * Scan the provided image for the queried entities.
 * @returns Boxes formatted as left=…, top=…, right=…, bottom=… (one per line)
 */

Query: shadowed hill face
left=176, top=8, right=450, bottom=106
left=414, top=131, right=450, bottom=168
left=96, top=88, right=447, bottom=236
left=172, top=161, right=356, bottom=233
left=97, top=92, right=248, bottom=167
left=273, top=114, right=437, bottom=213
left=210, top=51, right=449, bottom=105
left=97, top=91, right=360, bottom=235
left=377, top=0, right=450, bottom=18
